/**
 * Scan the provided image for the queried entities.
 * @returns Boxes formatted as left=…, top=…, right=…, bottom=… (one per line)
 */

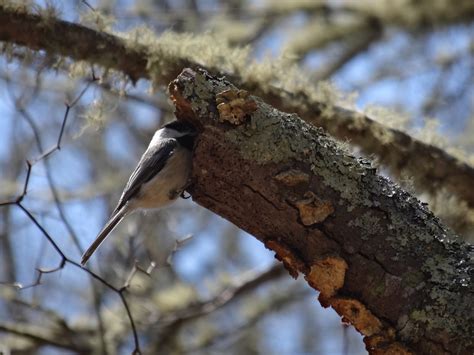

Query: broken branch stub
left=168, top=68, right=473, bottom=355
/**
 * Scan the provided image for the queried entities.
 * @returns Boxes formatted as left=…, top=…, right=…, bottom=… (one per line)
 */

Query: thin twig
left=0, top=77, right=142, bottom=355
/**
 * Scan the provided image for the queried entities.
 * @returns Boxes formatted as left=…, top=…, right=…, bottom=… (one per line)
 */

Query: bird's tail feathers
left=81, top=207, right=128, bottom=265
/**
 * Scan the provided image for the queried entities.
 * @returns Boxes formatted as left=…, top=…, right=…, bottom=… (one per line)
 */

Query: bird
left=81, top=120, right=197, bottom=265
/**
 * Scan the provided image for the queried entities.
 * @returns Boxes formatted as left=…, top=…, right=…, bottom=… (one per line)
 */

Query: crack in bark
left=242, top=183, right=282, bottom=212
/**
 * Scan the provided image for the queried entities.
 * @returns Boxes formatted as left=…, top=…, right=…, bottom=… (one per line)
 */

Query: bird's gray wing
left=113, top=138, right=177, bottom=214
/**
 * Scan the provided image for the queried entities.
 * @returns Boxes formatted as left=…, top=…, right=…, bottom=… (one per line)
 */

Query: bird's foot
left=181, top=190, right=191, bottom=199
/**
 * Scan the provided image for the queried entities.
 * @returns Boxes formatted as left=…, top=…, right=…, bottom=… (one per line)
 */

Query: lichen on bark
left=169, top=67, right=473, bottom=355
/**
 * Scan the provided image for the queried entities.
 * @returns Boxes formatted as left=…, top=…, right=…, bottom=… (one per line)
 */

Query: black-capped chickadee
left=81, top=120, right=197, bottom=265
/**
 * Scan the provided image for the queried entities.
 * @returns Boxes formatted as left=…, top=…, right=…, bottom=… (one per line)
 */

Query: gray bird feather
left=113, top=139, right=177, bottom=214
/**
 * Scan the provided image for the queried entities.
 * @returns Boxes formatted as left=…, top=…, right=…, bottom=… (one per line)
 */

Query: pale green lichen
left=0, top=0, right=33, bottom=13
left=425, top=189, right=474, bottom=242
left=244, top=52, right=309, bottom=94
left=193, top=71, right=216, bottom=101
left=79, top=9, right=115, bottom=32
left=348, top=212, right=383, bottom=240
left=68, top=60, right=91, bottom=79
left=0, top=1, right=59, bottom=29
left=116, top=22, right=356, bottom=117
left=225, top=105, right=297, bottom=164
left=152, top=283, right=197, bottom=313
left=406, top=280, right=473, bottom=346
left=364, top=105, right=410, bottom=132
left=314, top=81, right=358, bottom=111
left=184, top=82, right=376, bottom=213
left=121, top=28, right=251, bottom=90
left=216, top=89, right=376, bottom=212
left=78, top=97, right=114, bottom=132
left=206, top=15, right=262, bottom=45
left=182, top=70, right=228, bottom=118
left=395, top=231, right=473, bottom=346
left=372, top=279, right=386, bottom=296
left=401, top=270, right=425, bottom=289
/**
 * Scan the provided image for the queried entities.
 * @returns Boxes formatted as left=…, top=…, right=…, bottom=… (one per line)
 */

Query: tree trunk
left=169, top=68, right=473, bottom=355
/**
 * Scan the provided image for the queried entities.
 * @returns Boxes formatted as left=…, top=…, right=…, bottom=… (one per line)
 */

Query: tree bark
left=169, top=68, right=473, bottom=355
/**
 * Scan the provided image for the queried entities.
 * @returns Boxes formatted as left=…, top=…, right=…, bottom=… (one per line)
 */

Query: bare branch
left=313, top=27, right=382, bottom=81
left=181, top=288, right=310, bottom=353
left=0, top=77, right=142, bottom=355
left=121, top=260, right=157, bottom=291
left=166, top=234, right=193, bottom=266
left=160, top=264, right=286, bottom=326
left=155, top=264, right=287, bottom=350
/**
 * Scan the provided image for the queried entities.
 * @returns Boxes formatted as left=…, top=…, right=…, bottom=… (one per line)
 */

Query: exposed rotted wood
left=169, top=68, right=473, bottom=355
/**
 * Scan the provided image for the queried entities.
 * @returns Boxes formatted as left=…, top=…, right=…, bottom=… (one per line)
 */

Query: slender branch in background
left=160, top=264, right=286, bottom=325
left=180, top=288, right=310, bottom=354
left=4, top=74, right=94, bottom=254
left=1, top=83, right=101, bottom=353
left=0, top=210, right=16, bottom=282
left=156, top=264, right=287, bottom=349
left=286, top=16, right=381, bottom=60
left=121, top=260, right=157, bottom=291
left=165, top=234, right=193, bottom=266
left=81, top=0, right=95, bottom=12
left=120, top=235, right=192, bottom=292
left=2, top=199, right=142, bottom=353
left=11, top=298, right=71, bottom=329
left=3, top=69, right=111, bottom=353
left=0, top=321, right=89, bottom=353
left=0, top=87, right=142, bottom=355
left=312, top=26, right=382, bottom=81
left=96, top=79, right=171, bottom=110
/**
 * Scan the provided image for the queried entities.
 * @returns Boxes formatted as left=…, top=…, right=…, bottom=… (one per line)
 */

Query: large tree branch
left=1, top=5, right=473, bottom=214
left=169, top=68, right=473, bottom=355
left=0, top=5, right=150, bottom=82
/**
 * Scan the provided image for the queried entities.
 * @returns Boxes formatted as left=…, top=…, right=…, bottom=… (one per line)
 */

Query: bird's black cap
left=163, top=120, right=196, bottom=134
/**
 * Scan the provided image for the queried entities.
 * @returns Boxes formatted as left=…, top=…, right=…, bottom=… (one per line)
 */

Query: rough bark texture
left=169, top=68, right=473, bottom=355
left=1, top=4, right=474, bottom=212
left=247, top=88, right=474, bottom=210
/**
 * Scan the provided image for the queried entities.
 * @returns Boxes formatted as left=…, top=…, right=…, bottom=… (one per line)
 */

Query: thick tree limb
left=1, top=5, right=473, bottom=213
left=169, top=68, right=473, bottom=355
left=0, top=5, right=149, bottom=82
